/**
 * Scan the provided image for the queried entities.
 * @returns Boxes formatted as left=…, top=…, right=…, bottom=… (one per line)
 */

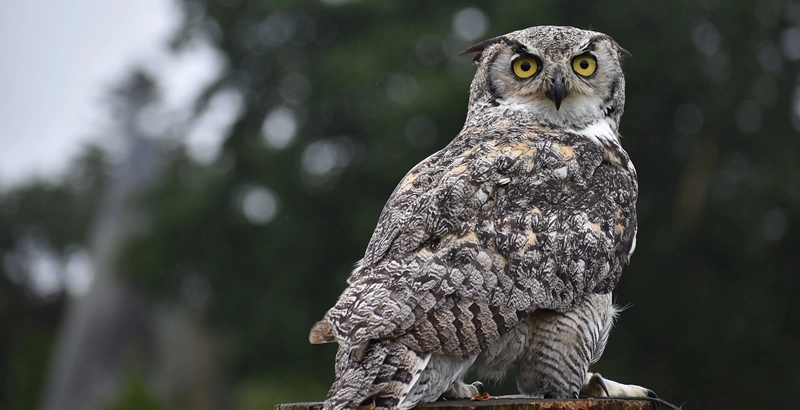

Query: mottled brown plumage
left=310, top=26, right=650, bottom=409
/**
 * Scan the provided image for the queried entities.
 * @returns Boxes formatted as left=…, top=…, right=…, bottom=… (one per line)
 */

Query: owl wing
left=316, top=127, right=638, bottom=358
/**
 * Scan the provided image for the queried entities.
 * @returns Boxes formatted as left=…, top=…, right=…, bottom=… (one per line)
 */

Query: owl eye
left=512, top=57, right=539, bottom=79
left=572, top=54, right=597, bottom=77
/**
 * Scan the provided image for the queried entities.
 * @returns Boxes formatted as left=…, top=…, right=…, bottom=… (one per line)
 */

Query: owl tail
left=324, top=340, right=430, bottom=410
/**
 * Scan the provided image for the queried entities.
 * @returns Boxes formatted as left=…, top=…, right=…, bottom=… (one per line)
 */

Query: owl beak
left=545, top=72, right=567, bottom=110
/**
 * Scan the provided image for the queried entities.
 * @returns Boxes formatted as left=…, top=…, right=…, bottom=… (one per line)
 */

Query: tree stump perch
left=275, top=397, right=657, bottom=410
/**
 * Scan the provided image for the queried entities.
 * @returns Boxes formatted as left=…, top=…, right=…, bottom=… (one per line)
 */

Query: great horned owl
left=309, top=25, right=651, bottom=409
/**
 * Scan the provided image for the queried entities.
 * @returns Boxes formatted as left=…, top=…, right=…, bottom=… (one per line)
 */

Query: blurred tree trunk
left=38, top=72, right=224, bottom=410
left=37, top=72, right=160, bottom=410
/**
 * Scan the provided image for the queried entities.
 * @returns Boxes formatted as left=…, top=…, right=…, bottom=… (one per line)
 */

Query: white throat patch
left=567, top=118, right=618, bottom=145
left=569, top=119, right=635, bottom=174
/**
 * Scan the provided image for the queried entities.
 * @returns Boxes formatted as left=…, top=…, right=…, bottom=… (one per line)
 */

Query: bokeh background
left=1, top=1, right=799, bottom=409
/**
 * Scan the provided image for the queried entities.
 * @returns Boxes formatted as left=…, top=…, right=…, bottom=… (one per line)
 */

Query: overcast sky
left=0, top=0, right=222, bottom=190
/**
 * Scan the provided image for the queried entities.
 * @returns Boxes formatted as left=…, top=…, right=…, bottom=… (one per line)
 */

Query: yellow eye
left=512, top=57, right=539, bottom=79
left=572, top=54, right=597, bottom=77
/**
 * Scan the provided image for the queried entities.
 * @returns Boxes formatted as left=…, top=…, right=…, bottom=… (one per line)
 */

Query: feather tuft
left=309, top=319, right=336, bottom=344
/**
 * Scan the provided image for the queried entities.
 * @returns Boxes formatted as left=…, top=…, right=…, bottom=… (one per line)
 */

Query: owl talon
left=442, top=379, right=483, bottom=399
left=595, top=375, right=610, bottom=397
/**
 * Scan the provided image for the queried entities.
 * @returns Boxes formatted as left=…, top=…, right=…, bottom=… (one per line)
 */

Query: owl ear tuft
left=460, top=37, right=498, bottom=62
left=617, top=45, right=632, bottom=59
left=460, top=36, right=514, bottom=63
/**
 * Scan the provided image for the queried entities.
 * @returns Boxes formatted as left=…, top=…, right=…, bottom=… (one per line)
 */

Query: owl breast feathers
left=310, top=25, right=644, bottom=409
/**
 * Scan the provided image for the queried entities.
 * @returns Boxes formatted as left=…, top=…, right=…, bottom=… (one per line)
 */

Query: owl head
left=462, top=26, right=630, bottom=131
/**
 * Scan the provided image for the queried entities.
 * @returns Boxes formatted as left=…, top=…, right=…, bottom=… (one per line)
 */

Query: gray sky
left=0, top=0, right=221, bottom=190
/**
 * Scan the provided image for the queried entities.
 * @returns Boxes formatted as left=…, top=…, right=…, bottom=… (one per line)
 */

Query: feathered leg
left=402, top=353, right=479, bottom=406
left=513, top=293, right=616, bottom=398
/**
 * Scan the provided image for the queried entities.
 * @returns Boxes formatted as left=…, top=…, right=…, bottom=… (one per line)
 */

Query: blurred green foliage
left=235, top=378, right=329, bottom=410
left=2, top=0, right=799, bottom=409
left=6, top=325, right=56, bottom=410
left=105, top=371, right=166, bottom=410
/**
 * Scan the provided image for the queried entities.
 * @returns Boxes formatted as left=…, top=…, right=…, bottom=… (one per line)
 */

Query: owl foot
left=442, top=381, right=484, bottom=399
left=580, top=372, right=655, bottom=398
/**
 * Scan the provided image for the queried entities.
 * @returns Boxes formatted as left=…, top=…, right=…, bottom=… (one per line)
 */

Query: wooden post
left=276, top=397, right=657, bottom=410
